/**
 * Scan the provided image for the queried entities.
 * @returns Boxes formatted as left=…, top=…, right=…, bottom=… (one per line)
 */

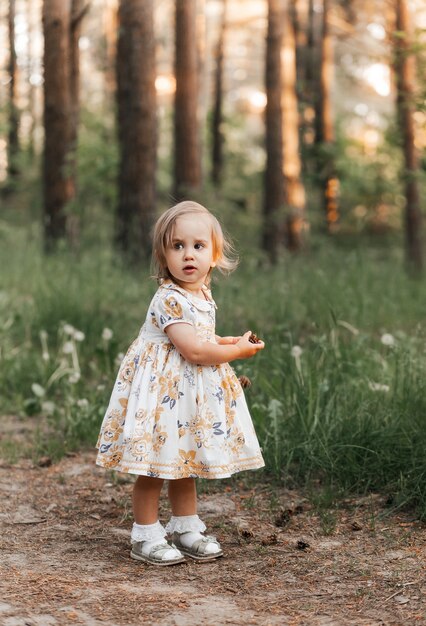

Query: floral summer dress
left=96, top=281, right=264, bottom=479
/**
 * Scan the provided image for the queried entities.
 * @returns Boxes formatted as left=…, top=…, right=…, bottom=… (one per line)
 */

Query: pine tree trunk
left=70, top=1, right=88, bottom=146
left=282, top=2, right=306, bottom=251
left=211, top=0, right=227, bottom=186
left=67, top=0, right=89, bottom=250
left=42, top=0, right=73, bottom=251
left=8, top=0, right=19, bottom=178
left=116, top=0, right=157, bottom=260
left=395, top=0, right=422, bottom=271
left=316, top=0, right=339, bottom=231
left=263, top=0, right=284, bottom=263
left=174, top=0, right=202, bottom=199
left=290, top=0, right=306, bottom=95
left=196, top=0, right=207, bottom=136
left=27, top=0, right=37, bottom=157
left=103, top=0, right=118, bottom=107
left=305, top=0, right=315, bottom=90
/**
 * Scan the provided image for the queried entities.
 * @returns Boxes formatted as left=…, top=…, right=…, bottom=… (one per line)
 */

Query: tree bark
left=67, top=0, right=89, bottom=250
left=116, top=0, right=157, bottom=260
left=395, top=0, right=422, bottom=271
left=211, top=0, right=227, bottom=186
left=8, top=0, right=19, bottom=178
left=282, top=1, right=306, bottom=250
left=174, top=0, right=202, bottom=199
left=70, top=1, right=88, bottom=143
left=196, top=0, right=207, bottom=138
left=27, top=0, right=37, bottom=157
left=263, top=0, right=284, bottom=262
left=316, top=0, right=339, bottom=231
left=103, top=0, right=118, bottom=107
left=290, top=0, right=306, bottom=95
left=305, top=0, right=315, bottom=90
left=42, top=0, right=73, bottom=250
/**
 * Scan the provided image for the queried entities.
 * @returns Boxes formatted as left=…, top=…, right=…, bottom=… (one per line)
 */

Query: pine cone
left=248, top=332, right=262, bottom=344
left=238, top=375, right=252, bottom=389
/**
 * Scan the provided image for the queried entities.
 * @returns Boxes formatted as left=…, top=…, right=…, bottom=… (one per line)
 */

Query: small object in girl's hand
left=238, top=375, right=252, bottom=389
left=248, top=332, right=262, bottom=344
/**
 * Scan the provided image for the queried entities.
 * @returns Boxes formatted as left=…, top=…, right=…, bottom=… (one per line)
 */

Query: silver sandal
left=131, top=540, right=185, bottom=566
left=171, top=533, right=223, bottom=561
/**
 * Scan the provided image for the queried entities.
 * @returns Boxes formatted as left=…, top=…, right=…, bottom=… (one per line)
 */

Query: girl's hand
left=235, top=331, right=265, bottom=359
left=217, top=336, right=241, bottom=345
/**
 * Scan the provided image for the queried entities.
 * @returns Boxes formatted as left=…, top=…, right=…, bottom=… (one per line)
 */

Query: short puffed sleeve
left=152, top=290, right=196, bottom=332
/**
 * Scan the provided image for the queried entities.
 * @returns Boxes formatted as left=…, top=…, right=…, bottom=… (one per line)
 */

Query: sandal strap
left=181, top=534, right=220, bottom=555
left=148, top=541, right=182, bottom=561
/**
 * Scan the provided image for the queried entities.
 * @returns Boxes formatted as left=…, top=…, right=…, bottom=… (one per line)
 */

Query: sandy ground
left=0, top=418, right=425, bottom=626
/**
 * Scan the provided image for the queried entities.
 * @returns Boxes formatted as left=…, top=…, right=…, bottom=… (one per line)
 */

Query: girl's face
left=164, top=215, right=215, bottom=293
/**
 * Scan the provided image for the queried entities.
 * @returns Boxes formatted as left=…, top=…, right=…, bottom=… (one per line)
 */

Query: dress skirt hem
left=95, top=453, right=265, bottom=480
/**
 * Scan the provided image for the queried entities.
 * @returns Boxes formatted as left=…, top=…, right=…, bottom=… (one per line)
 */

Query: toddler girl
left=96, top=201, right=265, bottom=565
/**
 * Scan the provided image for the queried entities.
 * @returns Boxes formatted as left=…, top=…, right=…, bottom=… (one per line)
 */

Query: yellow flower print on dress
left=158, top=371, right=183, bottom=409
left=188, top=415, right=210, bottom=449
left=179, top=449, right=197, bottom=465
left=150, top=311, right=159, bottom=328
left=118, top=359, right=136, bottom=387
left=221, top=373, right=242, bottom=408
left=101, top=447, right=123, bottom=469
left=152, top=428, right=168, bottom=453
left=226, top=428, right=245, bottom=456
left=130, top=433, right=152, bottom=460
left=177, top=420, right=185, bottom=438
left=118, top=397, right=128, bottom=413
left=135, top=408, right=148, bottom=424
left=154, top=406, right=164, bottom=424
left=101, top=410, right=124, bottom=443
left=164, top=296, right=183, bottom=319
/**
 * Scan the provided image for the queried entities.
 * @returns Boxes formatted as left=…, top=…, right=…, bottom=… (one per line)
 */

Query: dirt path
left=0, top=420, right=425, bottom=626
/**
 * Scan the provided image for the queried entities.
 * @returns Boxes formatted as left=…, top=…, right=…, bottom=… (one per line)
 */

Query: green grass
left=2, top=198, right=426, bottom=518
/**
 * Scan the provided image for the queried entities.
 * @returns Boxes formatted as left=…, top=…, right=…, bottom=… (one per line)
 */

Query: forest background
left=1, top=0, right=426, bottom=519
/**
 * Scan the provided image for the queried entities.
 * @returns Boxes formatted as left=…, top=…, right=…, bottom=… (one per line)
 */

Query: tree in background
left=26, top=0, right=37, bottom=157
left=103, top=0, right=118, bottom=107
left=263, top=0, right=284, bottom=262
left=174, top=0, right=202, bottom=199
left=68, top=0, right=90, bottom=249
left=115, top=0, right=157, bottom=261
left=394, top=0, right=422, bottom=271
left=211, top=0, right=227, bottom=186
left=42, top=0, right=87, bottom=251
left=42, top=0, right=73, bottom=251
left=315, top=0, right=339, bottom=231
left=282, top=0, right=306, bottom=250
left=7, top=0, right=19, bottom=179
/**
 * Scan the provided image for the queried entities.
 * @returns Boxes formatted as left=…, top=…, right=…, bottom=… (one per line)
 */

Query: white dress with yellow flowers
left=96, top=281, right=265, bottom=479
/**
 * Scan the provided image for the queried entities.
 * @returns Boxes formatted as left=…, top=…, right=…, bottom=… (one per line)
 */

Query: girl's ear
left=211, top=261, right=217, bottom=268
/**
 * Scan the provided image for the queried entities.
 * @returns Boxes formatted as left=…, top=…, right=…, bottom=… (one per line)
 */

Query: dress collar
left=160, top=281, right=216, bottom=311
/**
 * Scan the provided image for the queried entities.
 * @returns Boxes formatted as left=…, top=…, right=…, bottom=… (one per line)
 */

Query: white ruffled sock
left=131, top=521, right=181, bottom=561
left=165, top=514, right=221, bottom=555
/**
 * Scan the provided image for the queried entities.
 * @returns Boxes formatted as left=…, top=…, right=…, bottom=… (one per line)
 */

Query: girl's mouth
left=183, top=266, right=196, bottom=273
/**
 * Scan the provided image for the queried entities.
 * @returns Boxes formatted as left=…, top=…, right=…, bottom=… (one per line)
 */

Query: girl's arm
left=215, top=334, right=241, bottom=345
left=166, top=324, right=264, bottom=366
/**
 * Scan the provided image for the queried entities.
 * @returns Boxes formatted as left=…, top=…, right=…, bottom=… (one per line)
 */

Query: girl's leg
left=132, top=475, right=164, bottom=524
left=168, top=477, right=197, bottom=515
left=166, top=478, right=222, bottom=559
left=131, top=475, right=185, bottom=565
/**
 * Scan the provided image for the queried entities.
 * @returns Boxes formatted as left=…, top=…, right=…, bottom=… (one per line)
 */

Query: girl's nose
left=184, top=249, right=194, bottom=259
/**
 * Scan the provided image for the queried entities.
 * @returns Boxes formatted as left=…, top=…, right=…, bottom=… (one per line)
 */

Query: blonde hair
left=152, top=201, right=238, bottom=283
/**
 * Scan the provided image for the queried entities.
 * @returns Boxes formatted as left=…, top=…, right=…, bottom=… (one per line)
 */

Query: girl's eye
left=173, top=243, right=183, bottom=250
left=194, top=243, right=204, bottom=250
